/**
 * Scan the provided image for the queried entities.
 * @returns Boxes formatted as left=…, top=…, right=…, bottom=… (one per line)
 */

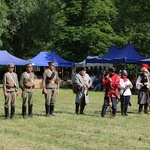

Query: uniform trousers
left=45, top=88, right=56, bottom=105
left=4, top=91, right=16, bottom=108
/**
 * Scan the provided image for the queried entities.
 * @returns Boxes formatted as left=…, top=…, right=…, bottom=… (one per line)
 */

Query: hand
left=4, top=92, right=8, bottom=98
left=140, top=83, right=144, bottom=87
left=16, top=92, right=19, bottom=97
left=44, top=89, right=47, bottom=94
left=56, top=89, right=59, bottom=94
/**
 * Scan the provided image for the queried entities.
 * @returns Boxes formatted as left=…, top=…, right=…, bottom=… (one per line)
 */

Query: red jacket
left=102, top=73, right=120, bottom=98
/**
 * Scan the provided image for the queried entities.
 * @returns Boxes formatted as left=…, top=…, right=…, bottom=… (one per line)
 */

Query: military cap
left=48, top=62, right=55, bottom=66
left=25, top=63, right=33, bottom=68
left=8, top=63, right=15, bottom=68
left=109, top=67, right=116, bottom=72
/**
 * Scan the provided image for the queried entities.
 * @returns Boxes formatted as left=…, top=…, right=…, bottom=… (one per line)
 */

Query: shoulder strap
left=7, top=72, right=17, bottom=87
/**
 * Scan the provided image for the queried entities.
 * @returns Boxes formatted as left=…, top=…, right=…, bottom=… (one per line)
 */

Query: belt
left=25, top=85, right=35, bottom=89
left=6, top=84, right=15, bottom=89
left=46, top=80, right=54, bottom=84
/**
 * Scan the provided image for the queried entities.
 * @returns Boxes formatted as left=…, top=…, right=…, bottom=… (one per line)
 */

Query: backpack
left=72, top=83, right=79, bottom=94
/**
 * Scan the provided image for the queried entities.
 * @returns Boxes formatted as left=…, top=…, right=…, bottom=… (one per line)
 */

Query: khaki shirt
left=42, top=69, right=59, bottom=89
left=20, top=71, right=35, bottom=92
left=3, top=72, right=19, bottom=93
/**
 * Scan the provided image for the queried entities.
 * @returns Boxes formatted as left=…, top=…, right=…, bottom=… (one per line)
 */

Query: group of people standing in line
left=72, top=63, right=150, bottom=117
left=3, top=62, right=59, bottom=119
left=2, top=61, right=150, bottom=119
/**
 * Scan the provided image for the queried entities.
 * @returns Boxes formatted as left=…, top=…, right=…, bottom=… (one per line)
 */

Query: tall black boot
left=50, top=104, right=55, bottom=116
left=144, top=103, right=149, bottom=114
left=5, top=107, right=9, bottom=119
left=121, top=103, right=124, bottom=115
left=22, top=106, right=26, bottom=118
left=75, top=103, right=79, bottom=115
left=80, top=104, right=85, bottom=115
left=28, top=105, right=33, bottom=117
left=138, top=104, right=143, bottom=114
left=10, top=106, right=15, bottom=119
left=124, top=106, right=128, bottom=116
left=45, top=104, right=50, bottom=117
left=101, top=106, right=107, bottom=117
left=112, top=109, right=116, bottom=118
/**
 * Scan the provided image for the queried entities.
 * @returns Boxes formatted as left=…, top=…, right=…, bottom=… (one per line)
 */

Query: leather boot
left=10, top=106, right=15, bottom=119
left=101, top=106, right=107, bottom=117
left=80, top=104, right=85, bottom=115
left=124, top=106, right=128, bottom=116
left=28, top=105, right=33, bottom=117
left=75, top=103, right=79, bottom=115
left=144, top=103, right=149, bottom=114
left=138, top=104, right=143, bottom=114
left=22, top=106, right=26, bottom=118
left=112, top=109, right=116, bottom=118
left=50, top=104, right=55, bottom=116
left=45, top=104, right=50, bottom=117
left=5, top=107, right=9, bottom=119
left=121, top=103, right=124, bottom=115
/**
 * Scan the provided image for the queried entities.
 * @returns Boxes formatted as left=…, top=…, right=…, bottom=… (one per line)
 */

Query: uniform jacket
left=75, top=73, right=92, bottom=104
left=102, top=73, right=120, bottom=98
left=20, top=71, right=35, bottom=92
left=42, top=69, right=59, bottom=89
left=3, top=72, right=19, bottom=93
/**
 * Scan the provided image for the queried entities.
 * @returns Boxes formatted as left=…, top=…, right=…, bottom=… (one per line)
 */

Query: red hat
left=142, top=64, right=149, bottom=69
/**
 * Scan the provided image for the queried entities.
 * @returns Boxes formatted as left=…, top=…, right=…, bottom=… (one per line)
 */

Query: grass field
left=0, top=86, right=150, bottom=150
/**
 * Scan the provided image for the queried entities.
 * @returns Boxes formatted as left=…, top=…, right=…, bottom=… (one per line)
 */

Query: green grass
left=0, top=86, right=150, bottom=150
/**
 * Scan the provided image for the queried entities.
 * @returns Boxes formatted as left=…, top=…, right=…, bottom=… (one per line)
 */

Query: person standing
left=42, top=62, right=59, bottom=116
left=101, top=67, right=120, bottom=118
left=3, top=63, right=19, bottom=119
left=119, top=70, right=133, bottom=116
left=75, top=67, right=92, bottom=115
left=136, top=67, right=150, bottom=114
left=20, top=63, right=35, bottom=118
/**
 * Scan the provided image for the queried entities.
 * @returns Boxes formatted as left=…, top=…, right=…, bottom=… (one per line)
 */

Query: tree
left=0, top=1, right=9, bottom=47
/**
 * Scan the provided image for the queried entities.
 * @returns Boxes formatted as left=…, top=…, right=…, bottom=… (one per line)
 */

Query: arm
left=19, top=73, right=25, bottom=91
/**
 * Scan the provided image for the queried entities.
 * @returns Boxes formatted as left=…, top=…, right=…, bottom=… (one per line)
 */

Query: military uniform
left=42, top=62, right=59, bottom=116
left=20, top=63, right=35, bottom=118
left=3, top=64, right=19, bottom=119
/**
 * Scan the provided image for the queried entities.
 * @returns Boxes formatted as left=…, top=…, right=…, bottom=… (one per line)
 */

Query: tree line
left=0, top=0, right=150, bottom=62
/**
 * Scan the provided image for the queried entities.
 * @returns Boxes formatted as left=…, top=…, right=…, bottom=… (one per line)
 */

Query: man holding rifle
left=101, top=67, right=120, bottom=118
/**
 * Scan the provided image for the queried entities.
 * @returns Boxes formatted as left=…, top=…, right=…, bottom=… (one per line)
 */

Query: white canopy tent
left=75, top=56, right=113, bottom=68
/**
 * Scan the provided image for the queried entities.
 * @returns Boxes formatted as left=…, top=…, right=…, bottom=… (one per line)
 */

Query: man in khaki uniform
left=42, top=62, right=59, bottom=116
left=3, top=63, right=19, bottom=119
left=20, top=63, right=35, bottom=118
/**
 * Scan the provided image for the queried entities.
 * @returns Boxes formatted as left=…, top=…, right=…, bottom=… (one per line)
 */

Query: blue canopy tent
left=86, top=44, right=145, bottom=64
left=138, top=58, right=150, bottom=65
left=29, top=52, right=75, bottom=67
left=0, top=50, right=30, bottom=66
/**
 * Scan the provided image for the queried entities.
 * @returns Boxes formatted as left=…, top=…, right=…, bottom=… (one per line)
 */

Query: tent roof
left=29, top=52, right=75, bottom=67
left=86, top=44, right=145, bottom=64
left=0, top=50, right=29, bottom=66
left=75, top=56, right=113, bottom=67
left=138, top=58, right=150, bottom=64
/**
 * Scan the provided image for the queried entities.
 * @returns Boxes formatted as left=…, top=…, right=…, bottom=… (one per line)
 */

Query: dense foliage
left=0, top=0, right=150, bottom=62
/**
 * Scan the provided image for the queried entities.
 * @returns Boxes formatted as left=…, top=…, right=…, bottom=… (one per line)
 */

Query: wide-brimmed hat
left=108, top=67, right=116, bottom=72
left=79, top=67, right=86, bottom=71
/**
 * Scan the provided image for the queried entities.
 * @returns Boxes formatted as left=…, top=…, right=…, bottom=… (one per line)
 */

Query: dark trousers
left=101, top=97, right=117, bottom=117
left=120, top=95, right=130, bottom=115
